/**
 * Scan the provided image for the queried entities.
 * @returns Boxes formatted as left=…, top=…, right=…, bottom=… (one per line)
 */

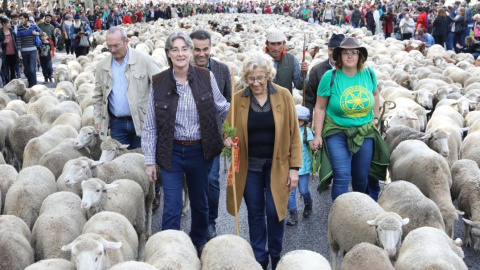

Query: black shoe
left=259, top=260, right=269, bottom=270
left=152, top=193, right=161, bottom=213
left=286, top=210, right=298, bottom=226
left=195, top=244, right=204, bottom=258
left=271, top=256, right=280, bottom=270
left=303, top=202, right=312, bottom=218
left=207, top=223, right=217, bottom=241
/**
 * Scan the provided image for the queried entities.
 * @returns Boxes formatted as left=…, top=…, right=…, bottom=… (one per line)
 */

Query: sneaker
left=303, top=202, right=312, bottom=218
left=286, top=210, right=298, bottom=226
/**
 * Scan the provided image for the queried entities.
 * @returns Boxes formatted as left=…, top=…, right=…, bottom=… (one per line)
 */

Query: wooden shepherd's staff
left=231, top=68, right=240, bottom=236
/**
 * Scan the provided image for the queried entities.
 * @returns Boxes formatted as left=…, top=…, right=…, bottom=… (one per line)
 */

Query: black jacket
left=448, top=15, right=465, bottom=33
left=304, top=59, right=333, bottom=120
left=0, top=28, right=18, bottom=57
left=432, top=17, right=448, bottom=36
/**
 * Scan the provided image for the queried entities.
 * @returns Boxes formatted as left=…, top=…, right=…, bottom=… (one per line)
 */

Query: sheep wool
left=0, top=215, right=34, bottom=270
left=342, top=243, right=394, bottom=270
left=276, top=250, right=331, bottom=270
left=24, top=258, right=75, bottom=270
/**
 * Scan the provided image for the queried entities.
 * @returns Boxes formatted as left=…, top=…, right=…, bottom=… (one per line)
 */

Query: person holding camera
left=69, top=13, right=92, bottom=57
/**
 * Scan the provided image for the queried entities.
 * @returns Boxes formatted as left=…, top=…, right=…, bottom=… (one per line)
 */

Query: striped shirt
left=108, top=47, right=131, bottom=117
left=16, top=23, right=42, bottom=52
left=142, top=69, right=230, bottom=165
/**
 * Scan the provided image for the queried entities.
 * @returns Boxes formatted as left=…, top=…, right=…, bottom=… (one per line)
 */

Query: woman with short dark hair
left=0, top=17, right=18, bottom=84
left=432, top=8, right=448, bottom=46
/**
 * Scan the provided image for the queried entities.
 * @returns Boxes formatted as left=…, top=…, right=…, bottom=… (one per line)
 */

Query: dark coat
left=304, top=59, right=332, bottom=119
left=432, top=17, right=448, bottom=36
left=209, top=58, right=232, bottom=102
left=0, top=28, right=18, bottom=58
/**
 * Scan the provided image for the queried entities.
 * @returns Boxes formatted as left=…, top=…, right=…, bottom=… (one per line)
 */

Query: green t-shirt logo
left=340, top=85, right=373, bottom=117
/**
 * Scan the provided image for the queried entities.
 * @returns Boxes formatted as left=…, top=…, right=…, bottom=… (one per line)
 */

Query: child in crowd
left=286, top=105, right=314, bottom=226
left=37, top=32, right=53, bottom=83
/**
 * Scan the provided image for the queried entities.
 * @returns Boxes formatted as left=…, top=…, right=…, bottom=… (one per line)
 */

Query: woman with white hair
left=224, top=52, right=302, bottom=270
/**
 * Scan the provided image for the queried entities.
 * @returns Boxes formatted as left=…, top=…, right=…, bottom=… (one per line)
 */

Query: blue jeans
left=160, top=143, right=212, bottom=247
left=365, top=175, right=381, bottom=201
left=288, top=174, right=312, bottom=210
left=109, top=115, right=141, bottom=149
left=21, top=50, right=37, bottom=87
left=446, top=32, right=454, bottom=50
left=244, top=162, right=285, bottom=263
left=207, top=155, right=220, bottom=225
left=325, top=133, right=374, bottom=201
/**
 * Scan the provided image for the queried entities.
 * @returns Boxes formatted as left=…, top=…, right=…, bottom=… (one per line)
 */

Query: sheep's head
left=64, top=157, right=103, bottom=187
left=62, top=233, right=122, bottom=270
left=463, top=218, right=480, bottom=252
left=74, top=126, right=97, bottom=149
left=3, top=79, right=26, bottom=97
left=81, top=178, right=118, bottom=210
left=99, top=138, right=128, bottom=162
left=439, top=204, right=464, bottom=238
left=367, top=212, right=409, bottom=257
left=385, top=109, right=419, bottom=130
left=412, top=90, right=434, bottom=109
left=422, top=130, right=450, bottom=157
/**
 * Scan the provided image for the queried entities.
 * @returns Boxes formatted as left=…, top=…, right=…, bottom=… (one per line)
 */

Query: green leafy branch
left=221, top=122, right=237, bottom=159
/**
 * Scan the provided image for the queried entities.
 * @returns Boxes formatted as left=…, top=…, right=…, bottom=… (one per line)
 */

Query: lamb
left=62, top=211, right=138, bottom=270
left=99, top=137, right=143, bottom=162
left=384, top=125, right=449, bottom=156
left=341, top=243, right=394, bottom=270
left=390, top=140, right=461, bottom=238
left=74, top=126, right=102, bottom=160
left=32, top=192, right=87, bottom=261
left=394, top=227, right=467, bottom=270
left=450, top=159, right=480, bottom=251
left=4, top=165, right=56, bottom=229
left=23, top=125, right=78, bottom=167
left=200, top=234, right=261, bottom=270
left=62, top=153, right=154, bottom=236
left=0, top=164, right=17, bottom=214
left=378, top=181, right=445, bottom=238
left=0, top=215, right=34, bottom=270
left=328, top=192, right=409, bottom=270
left=9, top=114, right=45, bottom=166
left=81, top=178, right=146, bottom=260
left=55, top=81, right=76, bottom=102
left=24, top=259, right=75, bottom=270
left=109, top=261, right=159, bottom=270
left=145, top=229, right=201, bottom=270
left=276, top=250, right=331, bottom=270
left=460, top=131, right=480, bottom=167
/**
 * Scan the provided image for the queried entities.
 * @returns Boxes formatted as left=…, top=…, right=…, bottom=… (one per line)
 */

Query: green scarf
left=316, top=116, right=390, bottom=193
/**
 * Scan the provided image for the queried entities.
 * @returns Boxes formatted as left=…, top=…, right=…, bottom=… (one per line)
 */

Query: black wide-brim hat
left=325, top=33, right=345, bottom=47
left=332, top=37, right=368, bottom=60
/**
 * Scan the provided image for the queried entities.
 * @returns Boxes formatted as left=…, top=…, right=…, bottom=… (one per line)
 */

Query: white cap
left=295, top=105, right=310, bottom=121
left=266, top=29, right=286, bottom=43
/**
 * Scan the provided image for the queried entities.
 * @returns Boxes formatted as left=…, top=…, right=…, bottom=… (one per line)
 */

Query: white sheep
left=201, top=234, right=262, bottom=270
left=51, top=112, right=82, bottom=131
left=341, top=242, right=394, bottom=270
left=328, top=192, right=409, bottom=270
left=24, top=258, right=75, bottom=270
left=74, top=126, right=102, bottom=160
left=23, top=125, right=78, bottom=167
left=0, top=109, right=18, bottom=164
left=109, top=261, right=158, bottom=270
left=4, top=165, right=56, bottom=229
left=73, top=71, right=95, bottom=92
left=383, top=107, right=421, bottom=131
left=40, top=101, right=82, bottom=129
left=55, top=81, right=76, bottom=102
left=384, top=125, right=450, bottom=156
left=276, top=250, right=331, bottom=270
left=81, top=178, right=146, bottom=260
left=99, top=137, right=143, bottom=162
left=451, top=159, right=480, bottom=251
left=3, top=79, right=41, bottom=102
left=0, top=215, right=34, bottom=270
left=54, top=64, right=72, bottom=83
left=145, top=229, right=201, bottom=270
left=380, top=87, right=433, bottom=109
left=62, top=153, right=154, bottom=236
left=62, top=211, right=138, bottom=270
left=5, top=99, right=27, bottom=116
left=378, top=180, right=445, bottom=238
left=0, top=164, right=17, bottom=214
left=390, top=140, right=462, bottom=238
left=81, top=105, right=95, bottom=127
left=394, top=227, right=467, bottom=270
left=393, top=97, right=431, bottom=130
left=9, top=114, right=45, bottom=166
left=32, top=192, right=87, bottom=261
left=437, top=97, right=476, bottom=117
left=442, top=65, right=470, bottom=86
left=26, top=95, right=59, bottom=120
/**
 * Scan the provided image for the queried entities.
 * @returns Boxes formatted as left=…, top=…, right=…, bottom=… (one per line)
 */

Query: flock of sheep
left=0, top=13, right=479, bottom=269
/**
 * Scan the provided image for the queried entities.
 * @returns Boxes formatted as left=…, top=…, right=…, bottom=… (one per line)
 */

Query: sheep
left=0, top=151, right=4, bottom=164
left=394, top=227, right=467, bottom=270
left=23, top=125, right=78, bottom=167
left=40, top=101, right=82, bottom=129
left=3, top=79, right=40, bottom=102
left=51, top=113, right=82, bottom=131
left=341, top=243, right=394, bottom=270
left=145, top=229, right=201, bottom=270
left=380, top=87, right=433, bottom=109
left=62, top=211, right=138, bottom=270
left=460, top=131, right=480, bottom=167
left=67, top=60, right=83, bottom=82
left=0, top=109, right=18, bottom=164
left=26, top=95, right=59, bottom=120
left=99, top=137, right=143, bottom=162
left=437, top=97, right=476, bottom=117
left=62, top=153, right=154, bottom=236
left=413, top=78, right=449, bottom=91
left=276, top=250, right=331, bottom=270
left=384, top=125, right=450, bottom=157
left=81, top=178, right=146, bottom=260
left=4, top=165, right=57, bottom=229
left=390, top=140, right=461, bottom=238
left=32, top=192, right=87, bottom=261
left=0, top=215, right=34, bottom=270
left=392, top=71, right=418, bottom=90
left=393, top=97, right=431, bottom=130
left=38, top=138, right=90, bottom=178
left=55, top=81, right=76, bottom=102
left=0, top=164, right=17, bottom=214
left=451, top=159, right=480, bottom=251
left=81, top=105, right=95, bottom=127
left=378, top=181, right=445, bottom=238
left=24, top=259, right=76, bottom=270
left=109, top=261, right=159, bottom=270
left=54, top=64, right=72, bottom=83
left=9, top=114, right=45, bottom=166
left=0, top=91, right=10, bottom=109
left=73, top=72, right=95, bottom=91
left=442, top=65, right=470, bottom=86
left=5, top=99, right=27, bottom=116
left=74, top=126, right=102, bottom=160
left=200, top=234, right=262, bottom=270
left=328, top=192, right=409, bottom=270
left=383, top=107, right=421, bottom=131
left=427, top=72, right=454, bottom=84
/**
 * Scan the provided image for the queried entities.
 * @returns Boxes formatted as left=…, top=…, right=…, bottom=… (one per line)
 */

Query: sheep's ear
left=420, top=133, right=432, bottom=140
left=457, top=210, right=465, bottom=216
left=450, top=102, right=459, bottom=108
left=103, top=183, right=119, bottom=191
left=366, top=220, right=377, bottom=226
left=406, top=117, right=418, bottom=121
left=463, top=218, right=473, bottom=225
left=99, top=237, right=122, bottom=250
left=401, top=218, right=410, bottom=225
left=89, top=160, right=104, bottom=167
left=425, top=110, right=432, bottom=114
left=61, top=241, right=75, bottom=251
left=120, top=144, right=129, bottom=149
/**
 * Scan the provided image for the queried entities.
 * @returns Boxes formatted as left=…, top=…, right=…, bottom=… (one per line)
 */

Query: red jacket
left=134, top=11, right=143, bottom=22
left=94, top=18, right=102, bottom=30
left=122, top=14, right=133, bottom=24
left=382, top=13, right=395, bottom=34
left=416, top=12, right=428, bottom=32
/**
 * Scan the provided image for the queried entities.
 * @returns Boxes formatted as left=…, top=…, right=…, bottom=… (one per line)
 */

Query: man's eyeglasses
left=247, top=75, right=266, bottom=83
left=107, top=43, right=124, bottom=50
left=170, top=47, right=189, bottom=55
left=341, top=49, right=360, bottom=56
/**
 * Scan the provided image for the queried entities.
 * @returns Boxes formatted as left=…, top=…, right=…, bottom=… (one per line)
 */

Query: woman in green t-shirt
left=312, top=37, right=382, bottom=202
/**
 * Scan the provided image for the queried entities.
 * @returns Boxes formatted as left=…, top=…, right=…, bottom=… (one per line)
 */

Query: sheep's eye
left=81, top=165, right=87, bottom=169
left=87, top=132, right=92, bottom=135
left=95, top=257, right=98, bottom=262
left=96, top=189, right=100, bottom=192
